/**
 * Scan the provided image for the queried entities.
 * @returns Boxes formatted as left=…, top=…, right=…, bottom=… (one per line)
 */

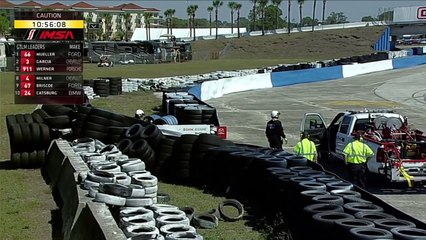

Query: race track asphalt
left=206, top=64, right=426, bottom=223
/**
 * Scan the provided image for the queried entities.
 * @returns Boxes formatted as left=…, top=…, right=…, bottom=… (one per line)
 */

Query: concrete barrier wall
left=199, top=73, right=272, bottom=101
left=342, top=59, right=393, bottom=78
left=271, top=65, right=343, bottom=87
left=190, top=54, right=426, bottom=101
left=392, top=55, right=426, bottom=69
left=44, top=140, right=127, bottom=240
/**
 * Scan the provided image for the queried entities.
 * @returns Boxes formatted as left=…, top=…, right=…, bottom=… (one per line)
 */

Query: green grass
left=0, top=25, right=383, bottom=238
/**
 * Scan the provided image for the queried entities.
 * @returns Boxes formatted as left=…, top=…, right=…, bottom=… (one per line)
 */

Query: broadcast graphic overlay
left=14, top=11, right=84, bottom=104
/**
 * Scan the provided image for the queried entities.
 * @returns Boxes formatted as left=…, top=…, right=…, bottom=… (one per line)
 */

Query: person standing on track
left=265, top=110, right=287, bottom=150
left=294, top=131, right=317, bottom=162
left=343, top=132, right=374, bottom=188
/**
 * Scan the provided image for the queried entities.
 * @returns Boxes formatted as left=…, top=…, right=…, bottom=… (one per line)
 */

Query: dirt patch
left=192, top=26, right=386, bottom=61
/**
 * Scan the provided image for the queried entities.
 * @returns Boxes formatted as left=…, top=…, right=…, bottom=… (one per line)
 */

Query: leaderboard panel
left=14, top=11, right=84, bottom=104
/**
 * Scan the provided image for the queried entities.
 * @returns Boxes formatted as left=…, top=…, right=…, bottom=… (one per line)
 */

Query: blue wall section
left=188, top=83, right=202, bottom=100
left=374, top=27, right=391, bottom=52
left=271, top=65, right=343, bottom=87
left=392, top=55, right=426, bottom=69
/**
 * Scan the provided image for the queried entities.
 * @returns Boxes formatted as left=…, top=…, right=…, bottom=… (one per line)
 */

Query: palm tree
left=187, top=5, right=198, bottom=41
left=235, top=3, right=242, bottom=38
left=272, top=0, right=282, bottom=29
left=311, top=0, right=317, bottom=31
left=143, top=12, right=153, bottom=40
left=321, top=0, right=327, bottom=24
left=298, top=0, right=304, bottom=28
left=207, top=6, right=214, bottom=35
left=122, top=13, right=131, bottom=41
left=187, top=6, right=193, bottom=38
left=258, top=0, right=268, bottom=36
left=102, top=13, right=112, bottom=40
left=252, top=0, right=257, bottom=31
left=227, top=2, right=236, bottom=34
left=212, top=0, right=223, bottom=39
left=287, top=0, right=291, bottom=33
left=164, top=9, right=176, bottom=35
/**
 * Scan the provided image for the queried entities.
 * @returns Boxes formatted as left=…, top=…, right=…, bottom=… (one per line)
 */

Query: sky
left=9, top=0, right=426, bottom=22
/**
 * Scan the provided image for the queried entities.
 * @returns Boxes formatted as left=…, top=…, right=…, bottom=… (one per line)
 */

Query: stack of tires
left=6, top=113, right=50, bottom=168
left=93, top=79, right=110, bottom=97
left=72, top=106, right=141, bottom=144
left=116, top=124, right=164, bottom=172
left=174, top=105, right=218, bottom=125
left=108, top=77, right=122, bottom=96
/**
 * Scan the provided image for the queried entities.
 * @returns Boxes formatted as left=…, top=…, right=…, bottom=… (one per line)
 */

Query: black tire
left=354, top=211, right=396, bottom=221
left=343, top=202, right=384, bottom=215
left=373, top=218, right=416, bottom=231
left=29, top=123, right=42, bottom=149
left=6, top=115, right=17, bottom=129
left=335, top=218, right=375, bottom=230
left=311, top=195, right=344, bottom=206
left=286, top=155, right=308, bottom=167
left=86, top=114, right=111, bottom=126
left=37, top=150, right=45, bottom=166
left=29, top=150, right=38, bottom=168
left=84, top=121, right=109, bottom=133
left=15, top=114, right=26, bottom=124
left=39, top=123, right=50, bottom=149
left=31, top=111, right=44, bottom=123
left=298, top=181, right=327, bottom=191
left=180, top=207, right=195, bottom=222
left=82, top=129, right=108, bottom=141
left=390, top=227, right=426, bottom=240
left=44, top=115, right=70, bottom=129
left=129, top=139, right=149, bottom=156
left=20, top=152, right=30, bottom=168
left=77, top=105, right=92, bottom=114
left=116, top=139, right=133, bottom=154
left=349, top=227, right=393, bottom=240
left=140, top=124, right=163, bottom=147
left=312, top=211, right=354, bottom=226
left=41, top=105, right=73, bottom=116
left=23, top=114, right=34, bottom=123
left=20, top=123, right=33, bottom=151
left=303, top=203, right=344, bottom=216
left=33, top=109, right=50, bottom=119
left=125, top=124, right=145, bottom=140
left=11, top=152, right=21, bottom=168
left=218, top=199, right=244, bottom=222
left=9, top=124, right=23, bottom=152
left=326, top=182, right=354, bottom=191
left=192, top=213, right=218, bottom=229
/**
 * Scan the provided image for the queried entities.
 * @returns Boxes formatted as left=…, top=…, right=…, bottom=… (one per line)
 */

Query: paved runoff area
left=206, top=65, right=426, bottom=223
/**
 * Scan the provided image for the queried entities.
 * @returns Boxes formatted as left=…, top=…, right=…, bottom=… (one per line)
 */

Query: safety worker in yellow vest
left=294, top=131, right=317, bottom=162
left=343, top=132, right=374, bottom=188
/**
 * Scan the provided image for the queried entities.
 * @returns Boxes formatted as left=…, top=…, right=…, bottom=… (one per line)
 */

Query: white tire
left=129, top=184, right=146, bottom=197
left=156, top=215, right=190, bottom=227
left=132, top=175, right=158, bottom=187
left=94, top=192, right=126, bottom=206
left=123, top=225, right=159, bottom=238
left=126, top=197, right=154, bottom=207
left=120, top=214, right=155, bottom=228
left=120, top=207, right=154, bottom=219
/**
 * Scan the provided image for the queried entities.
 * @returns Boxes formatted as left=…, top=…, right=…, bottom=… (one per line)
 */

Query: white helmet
left=271, top=110, right=280, bottom=118
left=135, top=109, right=145, bottom=117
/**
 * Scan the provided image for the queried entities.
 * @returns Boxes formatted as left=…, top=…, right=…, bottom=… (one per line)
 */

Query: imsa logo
left=418, top=7, right=426, bottom=19
left=24, top=29, right=75, bottom=40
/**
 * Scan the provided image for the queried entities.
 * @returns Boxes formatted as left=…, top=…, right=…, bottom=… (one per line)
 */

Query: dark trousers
left=269, top=140, right=283, bottom=150
left=348, top=163, right=366, bottom=188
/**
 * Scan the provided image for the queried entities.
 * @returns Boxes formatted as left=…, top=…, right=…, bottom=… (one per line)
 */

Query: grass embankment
left=0, top=26, right=383, bottom=239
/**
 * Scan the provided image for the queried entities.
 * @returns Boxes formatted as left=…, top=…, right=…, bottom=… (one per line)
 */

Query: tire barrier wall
left=190, top=54, right=426, bottom=101
left=45, top=138, right=426, bottom=240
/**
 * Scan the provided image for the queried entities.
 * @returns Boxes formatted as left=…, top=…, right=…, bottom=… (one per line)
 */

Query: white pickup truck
left=301, top=109, right=426, bottom=183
